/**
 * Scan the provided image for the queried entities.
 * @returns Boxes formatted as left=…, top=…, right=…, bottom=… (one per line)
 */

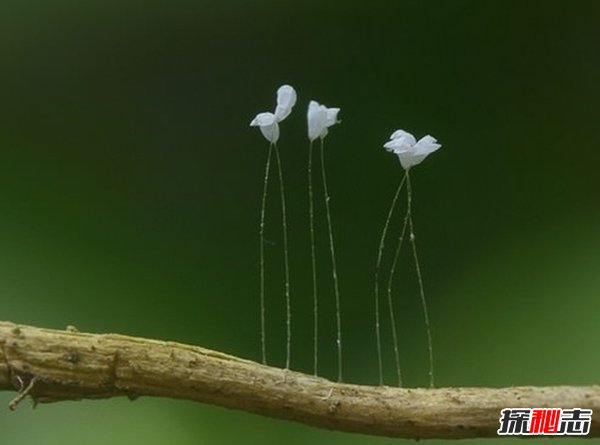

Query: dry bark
left=1, top=321, right=598, bottom=439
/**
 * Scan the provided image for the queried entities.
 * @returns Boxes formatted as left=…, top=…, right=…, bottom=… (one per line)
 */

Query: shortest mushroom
left=384, top=129, right=441, bottom=170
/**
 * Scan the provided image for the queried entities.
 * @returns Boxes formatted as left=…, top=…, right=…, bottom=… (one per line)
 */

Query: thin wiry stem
left=273, top=143, right=291, bottom=370
left=259, top=143, right=273, bottom=365
left=406, top=171, right=435, bottom=388
left=308, top=140, right=318, bottom=375
left=385, top=180, right=410, bottom=388
left=319, top=138, right=342, bottom=382
left=374, top=174, right=406, bottom=385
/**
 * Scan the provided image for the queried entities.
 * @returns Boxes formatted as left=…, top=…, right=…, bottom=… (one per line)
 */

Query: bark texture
left=1, top=321, right=598, bottom=439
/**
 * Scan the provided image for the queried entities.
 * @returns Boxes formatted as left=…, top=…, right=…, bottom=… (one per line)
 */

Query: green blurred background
left=1, top=1, right=599, bottom=443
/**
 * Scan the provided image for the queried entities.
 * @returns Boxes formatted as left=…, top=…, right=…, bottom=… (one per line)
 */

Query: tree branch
left=1, top=321, right=598, bottom=439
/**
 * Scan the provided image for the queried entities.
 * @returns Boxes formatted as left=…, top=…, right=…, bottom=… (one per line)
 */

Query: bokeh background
left=1, top=1, right=599, bottom=444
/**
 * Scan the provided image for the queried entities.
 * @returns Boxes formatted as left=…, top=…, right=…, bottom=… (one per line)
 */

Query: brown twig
left=0, top=321, right=598, bottom=439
